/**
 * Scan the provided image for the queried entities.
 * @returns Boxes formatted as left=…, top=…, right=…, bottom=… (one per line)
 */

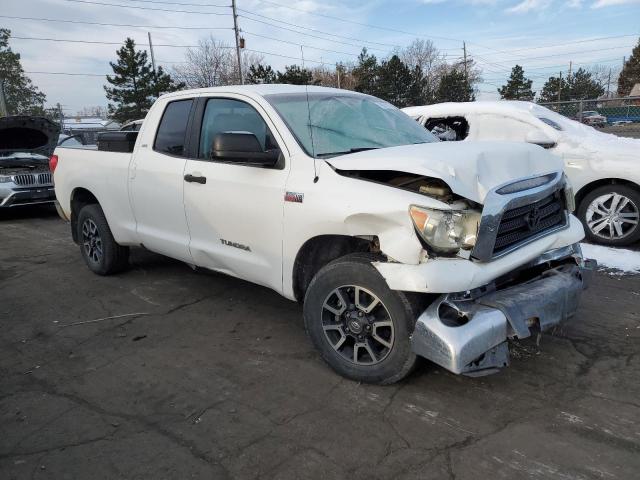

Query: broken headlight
left=409, top=205, right=481, bottom=253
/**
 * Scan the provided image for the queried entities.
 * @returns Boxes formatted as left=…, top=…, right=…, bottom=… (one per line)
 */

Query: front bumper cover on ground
left=410, top=243, right=596, bottom=376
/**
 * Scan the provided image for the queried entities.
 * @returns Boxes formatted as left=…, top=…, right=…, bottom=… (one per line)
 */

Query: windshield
left=265, top=92, right=438, bottom=158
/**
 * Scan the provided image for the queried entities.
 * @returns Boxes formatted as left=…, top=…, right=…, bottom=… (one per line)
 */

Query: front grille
left=493, top=191, right=566, bottom=255
left=38, top=172, right=53, bottom=184
left=13, top=174, right=36, bottom=186
left=11, top=173, right=52, bottom=186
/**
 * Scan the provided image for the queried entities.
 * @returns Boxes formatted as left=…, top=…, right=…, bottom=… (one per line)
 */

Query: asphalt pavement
left=1, top=207, right=639, bottom=479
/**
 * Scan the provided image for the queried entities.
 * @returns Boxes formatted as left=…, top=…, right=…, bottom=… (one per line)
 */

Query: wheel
left=303, top=254, right=419, bottom=384
left=578, top=184, right=640, bottom=246
left=77, top=204, right=129, bottom=275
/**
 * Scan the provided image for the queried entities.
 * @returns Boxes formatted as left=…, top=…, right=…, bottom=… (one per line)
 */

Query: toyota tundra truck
left=52, top=85, right=594, bottom=384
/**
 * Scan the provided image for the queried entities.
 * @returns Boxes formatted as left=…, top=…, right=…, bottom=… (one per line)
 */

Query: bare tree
left=588, top=64, right=621, bottom=96
left=395, top=39, right=450, bottom=101
left=172, top=36, right=234, bottom=88
left=172, top=36, right=264, bottom=88
left=310, top=62, right=356, bottom=89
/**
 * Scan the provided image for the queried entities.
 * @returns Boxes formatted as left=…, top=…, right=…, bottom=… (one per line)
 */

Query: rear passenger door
left=129, top=97, right=195, bottom=262
left=182, top=95, right=289, bottom=293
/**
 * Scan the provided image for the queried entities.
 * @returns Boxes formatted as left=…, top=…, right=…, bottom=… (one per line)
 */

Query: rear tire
left=77, top=204, right=129, bottom=275
left=578, top=184, right=640, bottom=246
left=303, top=254, right=419, bottom=385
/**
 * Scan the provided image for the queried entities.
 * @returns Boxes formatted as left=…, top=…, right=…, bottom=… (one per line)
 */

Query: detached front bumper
left=410, top=244, right=596, bottom=376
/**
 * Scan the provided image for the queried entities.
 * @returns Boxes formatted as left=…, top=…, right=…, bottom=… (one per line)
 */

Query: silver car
left=0, top=116, right=59, bottom=208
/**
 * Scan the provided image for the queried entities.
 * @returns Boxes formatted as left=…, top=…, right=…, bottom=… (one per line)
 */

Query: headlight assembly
left=0, top=175, right=12, bottom=183
left=409, top=205, right=481, bottom=253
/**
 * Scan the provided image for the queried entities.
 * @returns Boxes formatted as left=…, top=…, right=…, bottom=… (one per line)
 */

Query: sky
left=2, top=0, right=639, bottom=114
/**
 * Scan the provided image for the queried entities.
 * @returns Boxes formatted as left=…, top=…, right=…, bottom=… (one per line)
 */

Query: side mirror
left=211, top=132, right=280, bottom=166
left=525, top=130, right=556, bottom=149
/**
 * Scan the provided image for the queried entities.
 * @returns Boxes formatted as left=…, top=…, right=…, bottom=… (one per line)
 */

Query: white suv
left=404, top=101, right=640, bottom=246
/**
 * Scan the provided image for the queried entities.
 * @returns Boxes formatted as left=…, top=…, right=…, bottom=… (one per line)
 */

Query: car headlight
left=0, top=175, right=12, bottom=183
left=409, top=205, right=481, bottom=253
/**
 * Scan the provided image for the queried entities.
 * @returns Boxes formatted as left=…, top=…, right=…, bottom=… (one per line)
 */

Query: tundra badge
left=220, top=239, right=251, bottom=251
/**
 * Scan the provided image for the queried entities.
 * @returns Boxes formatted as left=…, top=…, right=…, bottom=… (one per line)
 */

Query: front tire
left=77, top=204, right=129, bottom=275
left=578, top=184, right=640, bottom=246
left=303, top=254, right=419, bottom=385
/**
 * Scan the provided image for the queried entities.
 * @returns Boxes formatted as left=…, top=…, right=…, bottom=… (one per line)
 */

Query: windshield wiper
left=316, top=147, right=380, bottom=158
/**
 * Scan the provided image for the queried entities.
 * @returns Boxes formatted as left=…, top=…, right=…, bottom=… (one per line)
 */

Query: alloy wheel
left=82, top=218, right=103, bottom=264
left=321, top=285, right=394, bottom=365
left=586, top=192, right=639, bottom=240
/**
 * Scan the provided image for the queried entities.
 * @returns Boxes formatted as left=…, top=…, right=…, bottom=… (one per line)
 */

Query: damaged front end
left=0, top=116, right=60, bottom=207
left=411, top=243, right=596, bottom=376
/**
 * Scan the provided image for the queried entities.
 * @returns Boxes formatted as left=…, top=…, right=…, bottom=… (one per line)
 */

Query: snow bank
left=581, top=243, right=640, bottom=275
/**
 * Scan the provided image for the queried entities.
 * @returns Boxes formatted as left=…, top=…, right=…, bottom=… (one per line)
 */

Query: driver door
left=182, top=95, right=290, bottom=293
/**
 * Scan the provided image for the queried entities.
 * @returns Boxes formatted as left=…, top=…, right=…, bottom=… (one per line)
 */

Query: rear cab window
left=154, top=99, right=194, bottom=156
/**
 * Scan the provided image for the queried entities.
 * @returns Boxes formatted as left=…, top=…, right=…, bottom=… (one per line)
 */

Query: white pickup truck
left=53, top=85, right=593, bottom=384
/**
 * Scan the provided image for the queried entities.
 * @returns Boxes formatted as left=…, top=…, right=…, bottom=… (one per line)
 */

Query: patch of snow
left=581, top=243, right=640, bottom=274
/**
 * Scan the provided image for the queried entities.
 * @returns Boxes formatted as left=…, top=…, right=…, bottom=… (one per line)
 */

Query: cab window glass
left=154, top=99, right=193, bottom=156
left=199, top=98, right=276, bottom=159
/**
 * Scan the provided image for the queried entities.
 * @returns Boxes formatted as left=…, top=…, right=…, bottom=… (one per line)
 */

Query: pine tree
left=0, top=29, right=46, bottom=115
left=498, top=65, right=535, bottom=100
left=618, top=38, right=640, bottom=96
left=105, top=38, right=183, bottom=123
left=353, top=48, right=380, bottom=96
left=435, top=68, right=474, bottom=102
left=276, top=65, right=317, bottom=85
left=407, top=65, right=430, bottom=106
left=376, top=55, right=413, bottom=107
left=246, top=64, right=277, bottom=84
left=538, top=75, right=570, bottom=103
left=567, top=68, right=604, bottom=100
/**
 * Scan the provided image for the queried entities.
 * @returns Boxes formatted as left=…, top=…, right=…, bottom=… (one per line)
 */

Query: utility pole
left=337, top=65, right=341, bottom=89
left=148, top=32, right=157, bottom=75
left=231, top=0, right=243, bottom=84
left=557, top=71, right=563, bottom=102
left=568, top=61, right=572, bottom=81
left=463, top=42, right=468, bottom=84
left=56, top=103, right=64, bottom=131
left=606, top=68, right=612, bottom=97
left=0, top=79, right=7, bottom=117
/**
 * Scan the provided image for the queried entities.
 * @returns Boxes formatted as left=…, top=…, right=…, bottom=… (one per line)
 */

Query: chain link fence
left=539, top=97, right=640, bottom=138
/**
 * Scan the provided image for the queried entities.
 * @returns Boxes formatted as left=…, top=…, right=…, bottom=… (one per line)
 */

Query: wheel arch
left=70, top=187, right=101, bottom=243
left=575, top=178, right=640, bottom=209
left=292, top=234, right=378, bottom=303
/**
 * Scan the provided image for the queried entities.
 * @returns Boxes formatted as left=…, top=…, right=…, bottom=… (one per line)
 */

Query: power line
left=476, top=34, right=640, bottom=56
left=251, top=0, right=463, bottom=44
left=242, top=31, right=361, bottom=58
left=236, top=14, right=391, bottom=53
left=25, top=71, right=107, bottom=77
left=0, top=14, right=233, bottom=31
left=470, top=44, right=634, bottom=65
left=11, top=35, right=208, bottom=48
left=61, top=0, right=232, bottom=15
left=237, top=10, right=402, bottom=49
left=124, top=0, right=229, bottom=6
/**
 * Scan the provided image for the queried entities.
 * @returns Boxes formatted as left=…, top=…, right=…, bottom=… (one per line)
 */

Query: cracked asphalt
left=1, top=206, right=639, bottom=480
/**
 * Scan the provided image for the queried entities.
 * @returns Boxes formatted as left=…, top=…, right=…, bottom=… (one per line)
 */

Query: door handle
left=184, top=174, right=207, bottom=184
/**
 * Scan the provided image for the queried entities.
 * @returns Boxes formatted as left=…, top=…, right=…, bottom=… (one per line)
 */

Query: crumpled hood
left=327, top=141, right=563, bottom=203
left=0, top=116, right=60, bottom=158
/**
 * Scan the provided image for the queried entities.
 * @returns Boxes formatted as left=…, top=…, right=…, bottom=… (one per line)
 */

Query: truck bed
left=53, top=147, right=138, bottom=245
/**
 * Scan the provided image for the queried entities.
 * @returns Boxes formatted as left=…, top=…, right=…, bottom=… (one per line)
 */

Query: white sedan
left=404, top=101, right=640, bottom=246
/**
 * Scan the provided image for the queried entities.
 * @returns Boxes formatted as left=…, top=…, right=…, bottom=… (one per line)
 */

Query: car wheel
left=77, top=204, right=129, bottom=275
left=578, top=184, right=640, bottom=246
left=303, top=253, right=420, bottom=384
